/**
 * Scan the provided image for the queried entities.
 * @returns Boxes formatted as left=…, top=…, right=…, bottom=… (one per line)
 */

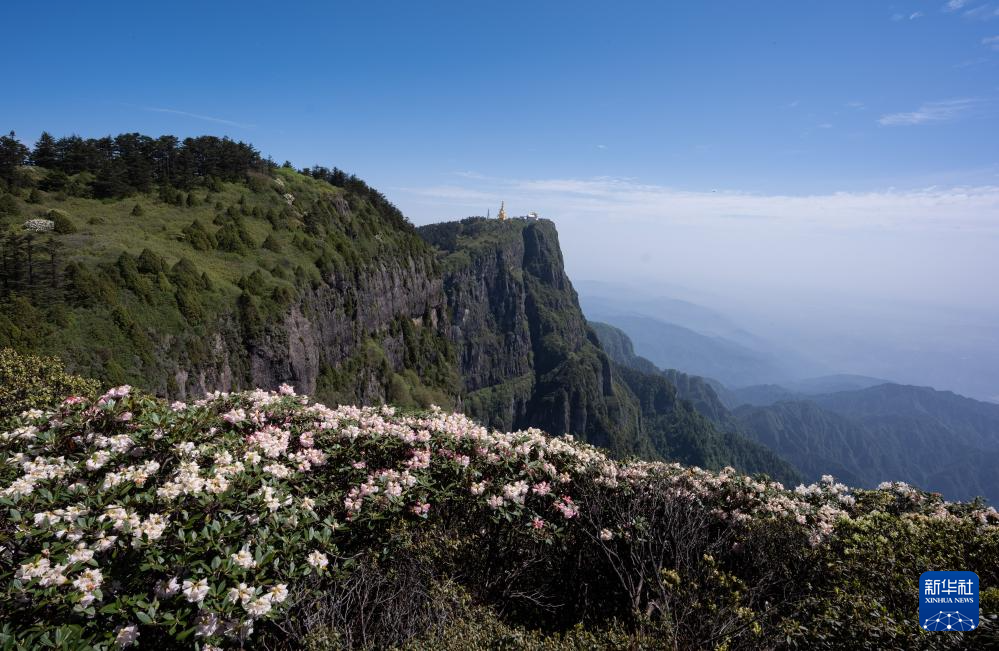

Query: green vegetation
left=0, top=131, right=438, bottom=408
left=0, top=348, right=99, bottom=422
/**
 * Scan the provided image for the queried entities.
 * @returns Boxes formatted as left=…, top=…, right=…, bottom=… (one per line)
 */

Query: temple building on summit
left=494, top=202, right=541, bottom=221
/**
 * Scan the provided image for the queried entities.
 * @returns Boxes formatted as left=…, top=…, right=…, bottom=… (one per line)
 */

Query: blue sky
left=3, top=1, right=997, bottom=201
left=4, top=1, right=999, bottom=398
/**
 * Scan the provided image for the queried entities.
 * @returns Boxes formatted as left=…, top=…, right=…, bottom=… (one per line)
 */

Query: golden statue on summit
left=497, top=201, right=507, bottom=221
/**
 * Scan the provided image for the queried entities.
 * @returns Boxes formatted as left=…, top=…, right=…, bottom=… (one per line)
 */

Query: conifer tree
left=31, top=132, right=59, bottom=169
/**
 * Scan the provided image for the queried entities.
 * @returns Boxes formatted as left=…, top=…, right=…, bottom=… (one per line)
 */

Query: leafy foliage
left=0, top=348, right=99, bottom=422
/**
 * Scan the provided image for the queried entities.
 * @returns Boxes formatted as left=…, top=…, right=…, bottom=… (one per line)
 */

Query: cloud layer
left=403, top=173, right=999, bottom=233
left=878, top=99, right=980, bottom=126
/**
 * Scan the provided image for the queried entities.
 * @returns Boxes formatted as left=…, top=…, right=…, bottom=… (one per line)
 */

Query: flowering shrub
left=21, top=218, right=54, bottom=233
left=1, top=385, right=997, bottom=649
left=0, top=349, right=100, bottom=422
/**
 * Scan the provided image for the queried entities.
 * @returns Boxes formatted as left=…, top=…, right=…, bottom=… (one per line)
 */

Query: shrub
left=47, top=209, right=77, bottom=234
left=130, top=204, right=144, bottom=217
left=262, top=234, right=282, bottom=253
left=181, top=219, right=216, bottom=251
left=0, top=388, right=996, bottom=649
left=0, top=348, right=99, bottom=422
left=136, top=248, right=167, bottom=275
left=0, top=193, right=20, bottom=216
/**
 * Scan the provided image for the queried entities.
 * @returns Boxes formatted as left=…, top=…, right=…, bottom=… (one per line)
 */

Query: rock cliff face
left=419, top=218, right=642, bottom=453
left=251, top=252, right=445, bottom=403
left=165, top=246, right=447, bottom=407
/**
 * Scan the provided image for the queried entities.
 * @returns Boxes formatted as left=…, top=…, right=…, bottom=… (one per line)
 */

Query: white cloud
left=945, top=0, right=970, bottom=11
left=141, top=106, right=255, bottom=129
left=910, top=11, right=925, bottom=19
left=402, top=173, right=999, bottom=233
left=984, top=35, right=999, bottom=49
left=964, top=5, right=999, bottom=19
left=878, top=98, right=980, bottom=126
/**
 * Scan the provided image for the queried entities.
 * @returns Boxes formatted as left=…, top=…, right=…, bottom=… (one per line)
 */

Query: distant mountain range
left=579, top=289, right=827, bottom=388
left=715, top=374, right=892, bottom=409
left=591, top=321, right=999, bottom=502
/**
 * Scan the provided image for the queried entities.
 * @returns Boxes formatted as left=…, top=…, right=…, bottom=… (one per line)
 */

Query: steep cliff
left=420, top=218, right=649, bottom=456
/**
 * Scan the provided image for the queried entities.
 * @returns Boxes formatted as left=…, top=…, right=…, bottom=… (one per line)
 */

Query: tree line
left=0, top=130, right=273, bottom=197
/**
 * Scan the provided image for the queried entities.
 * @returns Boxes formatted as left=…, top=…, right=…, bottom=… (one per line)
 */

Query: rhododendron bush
left=1, top=386, right=997, bottom=649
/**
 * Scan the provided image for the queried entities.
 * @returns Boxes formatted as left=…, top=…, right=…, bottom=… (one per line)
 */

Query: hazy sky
left=3, top=1, right=999, bottom=393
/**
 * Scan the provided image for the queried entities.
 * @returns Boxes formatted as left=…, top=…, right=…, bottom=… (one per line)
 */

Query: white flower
left=222, top=408, right=246, bottom=424
left=95, top=533, right=118, bottom=552
left=243, top=594, right=273, bottom=618
left=307, top=550, right=329, bottom=571
left=263, top=463, right=291, bottom=479
left=196, top=611, right=221, bottom=637
left=174, top=441, right=197, bottom=457
left=227, top=582, right=254, bottom=604
left=114, top=624, right=139, bottom=648
left=156, top=576, right=180, bottom=598
left=72, top=568, right=103, bottom=593
left=268, top=583, right=289, bottom=603
left=68, top=543, right=95, bottom=564
left=182, top=578, right=209, bottom=603
left=599, top=528, right=614, bottom=541
left=231, top=548, right=256, bottom=569
left=86, top=451, right=112, bottom=471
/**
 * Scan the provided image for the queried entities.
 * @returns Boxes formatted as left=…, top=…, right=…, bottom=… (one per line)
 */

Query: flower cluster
left=1, top=385, right=995, bottom=648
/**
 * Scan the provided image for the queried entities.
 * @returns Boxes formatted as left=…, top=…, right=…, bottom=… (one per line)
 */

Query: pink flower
left=554, top=496, right=578, bottom=519
left=411, top=502, right=431, bottom=517
left=531, top=517, right=545, bottom=530
left=222, top=408, right=246, bottom=424
left=118, top=412, right=133, bottom=422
